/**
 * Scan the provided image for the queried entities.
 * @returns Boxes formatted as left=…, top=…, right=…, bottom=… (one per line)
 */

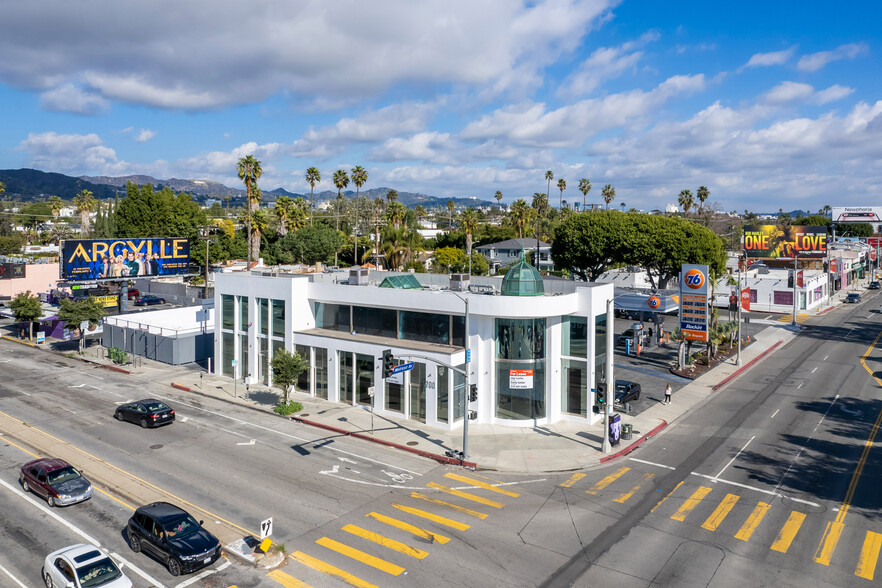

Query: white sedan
left=42, top=544, right=132, bottom=588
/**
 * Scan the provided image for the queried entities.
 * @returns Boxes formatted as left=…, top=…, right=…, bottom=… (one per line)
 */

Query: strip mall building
left=213, top=258, right=613, bottom=429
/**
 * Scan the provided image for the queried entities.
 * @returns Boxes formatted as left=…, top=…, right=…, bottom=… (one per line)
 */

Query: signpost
left=679, top=264, right=709, bottom=343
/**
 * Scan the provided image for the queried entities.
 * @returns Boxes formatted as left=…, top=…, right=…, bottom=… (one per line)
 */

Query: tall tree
left=332, top=170, right=350, bottom=266
left=237, top=154, right=262, bottom=264
left=495, top=191, right=503, bottom=207
left=678, top=189, right=694, bottom=215
left=58, top=297, right=106, bottom=353
left=351, top=166, right=368, bottom=265
left=386, top=201, right=407, bottom=230
left=305, top=167, right=321, bottom=225
left=446, top=200, right=455, bottom=228
left=578, top=178, right=591, bottom=210
left=557, top=178, right=567, bottom=209
left=601, top=184, right=615, bottom=210
left=10, top=290, right=42, bottom=340
left=545, top=170, right=553, bottom=208
left=386, top=188, right=398, bottom=202
left=48, top=195, right=64, bottom=221
left=73, top=189, right=96, bottom=235
left=696, top=185, right=710, bottom=215
left=273, top=196, right=294, bottom=237
left=509, top=199, right=531, bottom=239
left=459, top=208, right=480, bottom=275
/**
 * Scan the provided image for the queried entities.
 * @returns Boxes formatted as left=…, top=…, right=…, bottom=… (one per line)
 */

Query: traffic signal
left=596, top=383, right=607, bottom=406
left=382, top=349, right=394, bottom=378
left=469, top=384, right=477, bottom=402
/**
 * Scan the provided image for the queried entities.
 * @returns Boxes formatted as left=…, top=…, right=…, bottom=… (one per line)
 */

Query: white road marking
left=339, top=457, right=358, bottom=464
left=320, top=465, right=340, bottom=475
left=112, top=552, right=167, bottom=588
left=0, top=561, right=27, bottom=588
left=712, top=435, right=755, bottom=482
left=773, top=394, right=839, bottom=496
left=824, top=355, right=829, bottom=360
left=628, top=458, right=676, bottom=470
left=180, top=416, right=189, bottom=422
left=69, top=383, right=86, bottom=388
left=770, top=409, right=780, bottom=419
left=17, top=390, right=30, bottom=396
left=797, top=382, right=803, bottom=389
left=811, top=367, right=818, bottom=374
left=0, top=476, right=101, bottom=543
left=174, top=560, right=230, bottom=587
left=236, top=439, right=256, bottom=446
left=88, top=385, right=102, bottom=390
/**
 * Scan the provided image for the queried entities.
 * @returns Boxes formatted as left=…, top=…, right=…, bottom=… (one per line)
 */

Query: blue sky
left=1, top=1, right=879, bottom=213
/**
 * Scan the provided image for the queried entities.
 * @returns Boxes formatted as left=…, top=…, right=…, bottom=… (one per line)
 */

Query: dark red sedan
left=20, top=458, right=93, bottom=507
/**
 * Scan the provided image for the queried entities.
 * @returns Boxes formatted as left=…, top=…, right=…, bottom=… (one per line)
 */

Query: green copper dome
left=501, top=252, right=544, bottom=296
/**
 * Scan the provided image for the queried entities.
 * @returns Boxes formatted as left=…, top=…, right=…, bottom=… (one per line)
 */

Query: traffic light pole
left=462, top=296, right=471, bottom=459
left=603, top=296, right=615, bottom=454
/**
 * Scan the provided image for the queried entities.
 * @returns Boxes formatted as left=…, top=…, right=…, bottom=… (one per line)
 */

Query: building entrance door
left=339, top=351, right=353, bottom=404
left=356, top=353, right=374, bottom=405
left=409, top=362, right=426, bottom=422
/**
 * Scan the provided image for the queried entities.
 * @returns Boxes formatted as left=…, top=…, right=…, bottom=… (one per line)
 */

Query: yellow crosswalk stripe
left=410, top=492, right=489, bottom=519
left=290, top=551, right=378, bottom=588
left=266, top=569, right=313, bottom=588
left=671, top=486, right=713, bottom=522
left=701, top=493, right=739, bottom=531
left=561, top=473, right=586, bottom=488
left=735, top=502, right=771, bottom=541
left=614, top=473, right=654, bottom=504
left=425, top=482, right=505, bottom=508
left=651, top=480, right=684, bottom=513
left=444, top=472, right=521, bottom=497
left=855, top=530, right=882, bottom=580
left=770, top=511, right=806, bottom=553
left=342, top=524, right=428, bottom=559
left=586, top=466, right=630, bottom=495
left=366, top=512, right=450, bottom=544
left=392, top=504, right=471, bottom=531
left=316, top=537, right=405, bottom=576
left=813, top=521, right=845, bottom=566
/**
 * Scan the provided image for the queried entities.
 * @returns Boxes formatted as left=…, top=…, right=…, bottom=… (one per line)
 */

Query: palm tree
left=509, top=199, right=532, bottom=239
left=578, top=178, right=591, bottom=210
left=351, top=166, right=368, bottom=265
left=73, top=189, right=96, bottom=236
left=557, top=178, right=567, bottom=209
left=531, top=192, right=549, bottom=266
left=545, top=171, right=553, bottom=208
left=620, top=202, right=626, bottom=212
left=237, top=154, right=263, bottom=264
left=305, top=167, right=321, bottom=226
left=333, top=169, right=349, bottom=199
left=696, top=185, right=710, bottom=215
left=48, top=195, right=64, bottom=221
left=223, top=196, right=231, bottom=212
left=459, top=208, right=480, bottom=275
left=678, top=189, right=694, bottom=215
left=601, top=184, right=615, bottom=210
left=495, top=191, right=503, bottom=208
left=414, top=205, right=426, bottom=227
left=446, top=200, right=455, bottom=228
left=273, top=196, right=295, bottom=237
left=248, top=187, right=264, bottom=259
left=251, top=207, right=270, bottom=260
left=387, top=201, right=407, bottom=230
left=386, top=189, right=398, bottom=202
left=0, top=181, right=5, bottom=196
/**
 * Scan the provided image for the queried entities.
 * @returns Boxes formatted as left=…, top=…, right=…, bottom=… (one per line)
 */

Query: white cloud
left=39, top=83, right=109, bottom=114
left=558, top=30, right=660, bottom=97
left=797, top=43, right=868, bottom=72
left=134, top=129, right=156, bottom=142
left=814, top=84, right=854, bottom=104
left=15, top=132, right=119, bottom=173
left=762, top=82, right=855, bottom=106
left=742, top=46, right=797, bottom=69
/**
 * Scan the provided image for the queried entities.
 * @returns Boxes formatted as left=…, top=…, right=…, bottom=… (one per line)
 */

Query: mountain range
left=0, top=168, right=495, bottom=209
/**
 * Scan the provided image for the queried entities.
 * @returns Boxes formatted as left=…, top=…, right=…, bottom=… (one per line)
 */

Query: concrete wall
left=102, top=324, right=212, bottom=365
left=0, top=263, right=59, bottom=298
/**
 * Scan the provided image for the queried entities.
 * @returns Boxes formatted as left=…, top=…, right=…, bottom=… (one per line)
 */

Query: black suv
left=614, top=380, right=641, bottom=405
left=127, top=502, right=221, bottom=576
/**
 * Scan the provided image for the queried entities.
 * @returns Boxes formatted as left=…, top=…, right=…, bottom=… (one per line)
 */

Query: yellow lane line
left=651, top=480, right=684, bottom=513
left=92, top=486, right=134, bottom=510
left=266, top=569, right=313, bottom=588
left=614, top=473, right=654, bottom=504
left=770, top=511, right=806, bottom=553
left=444, top=472, right=520, bottom=497
left=366, top=512, right=450, bottom=545
left=410, top=492, right=489, bottom=519
left=425, top=482, right=504, bottom=508
left=0, top=434, right=41, bottom=458
left=290, top=551, right=377, bottom=588
left=735, top=502, right=771, bottom=541
left=316, top=537, right=405, bottom=576
left=813, top=521, right=845, bottom=566
left=0, top=409, right=257, bottom=537
left=671, top=486, right=712, bottom=522
left=560, top=473, right=586, bottom=488
left=391, top=504, right=470, bottom=531
left=342, top=524, right=428, bottom=559
left=855, top=531, right=882, bottom=580
left=586, top=466, right=630, bottom=495
left=701, top=493, right=739, bottom=531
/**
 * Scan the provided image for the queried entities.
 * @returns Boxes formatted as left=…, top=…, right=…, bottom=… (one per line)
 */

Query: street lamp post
left=736, top=257, right=743, bottom=366
left=447, top=290, right=471, bottom=459
left=603, top=296, right=615, bottom=454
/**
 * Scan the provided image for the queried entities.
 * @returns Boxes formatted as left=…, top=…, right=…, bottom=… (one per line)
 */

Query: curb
left=1, top=335, right=38, bottom=347
left=817, top=305, right=835, bottom=316
left=99, top=363, right=131, bottom=374
left=290, top=416, right=477, bottom=469
left=599, top=420, right=668, bottom=463
left=711, top=339, right=785, bottom=392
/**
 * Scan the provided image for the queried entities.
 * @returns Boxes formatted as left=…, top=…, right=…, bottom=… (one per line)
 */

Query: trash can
left=621, top=423, right=633, bottom=440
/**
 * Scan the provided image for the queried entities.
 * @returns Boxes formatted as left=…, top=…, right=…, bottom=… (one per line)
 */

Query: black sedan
left=845, top=292, right=862, bottom=303
left=127, top=501, right=221, bottom=576
left=115, top=399, right=175, bottom=428
left=614, top=380, right=641, bottom=405
left=869, top=281, right=881, bottom=290
left=135, top=295, right=166, bottom=306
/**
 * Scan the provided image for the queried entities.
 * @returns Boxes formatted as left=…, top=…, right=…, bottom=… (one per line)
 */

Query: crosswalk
left=563, top=466, right=882, bottom=581
left=266, top=471, right=520, bottom=587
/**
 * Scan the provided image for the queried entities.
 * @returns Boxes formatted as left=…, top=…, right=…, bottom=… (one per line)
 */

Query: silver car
left=42, top=544, right=132, bottom=588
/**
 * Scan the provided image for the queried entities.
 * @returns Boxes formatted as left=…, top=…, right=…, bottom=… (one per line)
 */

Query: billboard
left=60, top=238, right=191, bottom=282
left=831, top=207, right=882, bottom=223
left=0, top=263, right=26, bottom=280
left=679, top=264, right=709, bottom=342
left=743, top=225, right=828, bottom=259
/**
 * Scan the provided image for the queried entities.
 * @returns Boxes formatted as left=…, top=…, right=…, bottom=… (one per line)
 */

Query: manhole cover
left=300, top=414, right=310, bottom=417
left=407, top=441, right=419, bottom=446
left=149, top=444, right=163, bottom=450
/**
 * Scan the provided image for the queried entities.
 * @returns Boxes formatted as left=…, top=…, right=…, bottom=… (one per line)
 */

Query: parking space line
left=0, top=477, right=101, bottom=545
left=174, top=559, right=230, bottom=587
left=0, top=561, right=27, bottom=588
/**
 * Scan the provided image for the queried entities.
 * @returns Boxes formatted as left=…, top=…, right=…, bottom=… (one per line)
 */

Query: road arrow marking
left=69, top=384, right=86, bottom=388
left=338, top=457, right=357, bottom=464
left=320, top=465, right=340, bottom=475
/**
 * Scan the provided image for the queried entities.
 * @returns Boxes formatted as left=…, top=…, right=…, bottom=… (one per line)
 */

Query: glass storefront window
left=399, top=311, right=450, bottom=345
left=385, top=361, right=404, bottom=413
left=221, top=295, right=234, bottom=330
left=595, top=312, right=607, bottom=384
left=437, top=366, right=449, bottom=423
left=353, top=306, right=397, bottom=338
left=562, top=316, right=587, bottom=357
left=315, top=302, right=350, bottom=332
left=496, top=318, right=545, bottom=359
left=258, top=298, right=269, bottom=335
left=338, top=351, right=353, bottom=404
left=222, top=332, right=234, bottom=376
left=295, top=345, right=311, bottom=393
left=272, top=300, right=285, bottom=337
left=258, top=338, right=268, bottom=384
left=356, top=354, right=374, bottom=405
left=238, top=334, right=248, bottom=379
left=562, top=359, right=587, bottom=417
left=452, top=315, right=466, bottom=348
left=409, top=363, right=427, bottom=421
left=314, top=348, right=328, bottom=399
left=496, top=318, right=546, bottom=420
left=238, top=296, right=249, bottom=331
left=453, top=367, right=465, bottom=421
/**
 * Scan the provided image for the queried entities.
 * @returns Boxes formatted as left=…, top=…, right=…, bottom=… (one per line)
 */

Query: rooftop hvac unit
left=349, top=268, right=370, bottom=285
left=450, top=273, right=470, bottom=291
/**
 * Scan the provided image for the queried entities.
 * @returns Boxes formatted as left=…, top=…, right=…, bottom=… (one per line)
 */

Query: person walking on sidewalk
left=664, top=383, right=673, bottom=404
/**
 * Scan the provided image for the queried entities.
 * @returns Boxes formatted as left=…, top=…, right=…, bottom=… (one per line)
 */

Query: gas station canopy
left=613, top=290, right=680, bottom=314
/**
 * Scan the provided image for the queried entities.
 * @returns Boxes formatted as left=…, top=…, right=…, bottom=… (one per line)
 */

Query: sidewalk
left=2, top=311, right=818, bottom=474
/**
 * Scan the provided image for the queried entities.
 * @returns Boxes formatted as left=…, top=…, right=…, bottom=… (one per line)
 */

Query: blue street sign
left=466, top=349, right=471, bottom=363
left=392, top=362, right=415, bottom=375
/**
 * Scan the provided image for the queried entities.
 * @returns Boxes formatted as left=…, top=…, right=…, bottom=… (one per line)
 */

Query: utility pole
left=603, top=296, right=615, bottom=454
left=736, top=255, right=743, bottom=366
left=462, top=295, right=471, bottom=459
left=199, top=226, right=213, bottom=300
left=792, top=254, right=798, bottom=327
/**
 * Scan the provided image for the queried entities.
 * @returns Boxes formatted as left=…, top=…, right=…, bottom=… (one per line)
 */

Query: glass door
left=356, top=353, right=374, bottom=405
left=409, top=363, right=426, bottom=421
left=338, top=351, right=353, bottom=404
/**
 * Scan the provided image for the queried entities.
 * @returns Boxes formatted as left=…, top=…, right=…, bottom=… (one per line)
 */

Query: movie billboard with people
left=60, top=238, right=191, bottom=281
left=742, top=225, right=828, bottom=259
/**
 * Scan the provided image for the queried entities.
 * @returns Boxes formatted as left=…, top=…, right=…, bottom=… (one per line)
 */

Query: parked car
left=845, top=292, right=862, bottom=303
left=114, top=399, right=175, bottom=428
left=125, top=288, right=140, bottom=299
left=616, top=328, right=652, bottom=347
left=614, top=380, right=641, bottom=405
left=869, top=281, right=880, bottom=290
left=127, top=502, right=222, bottom=576
left=43, top=544, right=132, bottom=588
left=20, top=458, right=93, bottom=507
left=134, top=295, right=165, bottom=306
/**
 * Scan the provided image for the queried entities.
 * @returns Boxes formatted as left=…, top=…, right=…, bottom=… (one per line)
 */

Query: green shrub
left=273, top=401, right=303, bottom=416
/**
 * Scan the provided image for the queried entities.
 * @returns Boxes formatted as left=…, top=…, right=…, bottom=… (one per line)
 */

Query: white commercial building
left=213, top=259, right=613, bottom=429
